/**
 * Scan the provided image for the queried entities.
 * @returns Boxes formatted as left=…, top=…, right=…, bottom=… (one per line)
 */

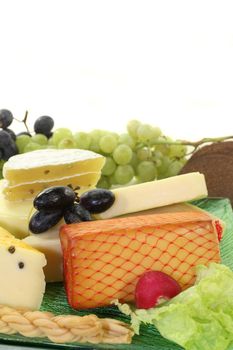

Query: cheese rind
left=3, top=149, right=105, bottom=185
left=96, top=172, right=208, bottom=219
left=0, top=227, right=46, bottom=310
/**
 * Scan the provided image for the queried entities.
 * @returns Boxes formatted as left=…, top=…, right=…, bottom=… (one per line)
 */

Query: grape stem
left=13, top=110, right=31, bottom=134
left=153, top=135, right=233, bottom=153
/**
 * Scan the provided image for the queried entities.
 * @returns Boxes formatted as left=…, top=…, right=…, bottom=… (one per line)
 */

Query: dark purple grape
left=29, top=209, right=63, bottom=234
left=34, top=116, right=54, bottom=137
left=34, top=186, right=76, bottom=211
left=0, top=130, right=18, bottom=160
left=64, top=203, right=92, bottom=224
left=5, top=128, right=16, bottom=141
left=0, top=109, right=13, bottom=129
left=17, top=131, right=32, bottom=137
left=80, top=189, right=115, bottom=214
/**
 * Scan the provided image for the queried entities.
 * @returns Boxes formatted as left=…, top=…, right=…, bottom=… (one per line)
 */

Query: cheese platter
left=0, top=111, right=233, bottom=350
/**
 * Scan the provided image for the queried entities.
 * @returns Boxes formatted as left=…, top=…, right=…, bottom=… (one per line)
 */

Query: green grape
left=90, top=129, right=106, bottom=143
left=130, top=152, right=138, bottom=171
left=23, top=142, right=42, bottom=153
left=48, top=136, right=55, bottom=145
left=137, top=124, right=154, bottom=142
left=151, top=150, right=163, bottom=167
left=113, top=144, right=133, bottom=165
left=149, top=127, right=163, bottom=146
left=109, top=173, right=118, bottom=186
left=157, top=156, right=172, bottom=179
left=136, top=147, right=151, bottom=161
left=99, top=134, right=117, bottom=154
left=58, top=138, right=76, bottom=149
left=97, top=176, right=110, bottom=189
left=114, top=165, right=134, bottom=185
left=151, top=126, right=162, bottom=139
left=118, top=133, right=135, bottom=149
left=52, top=128, right=73, bottom=146
left=31, top=134, right=48, bottom=145
left=127, top=120, right=141, bottom=139
left=166, top=160, right=184, bottom=177
left=136, top=161, right=157, bottom=182
left=89, top=142, right=101, bottom=153
left=154, top=136, right=170, bottom=156
left=109, top=132, right=119, bottom=142
left=90, top=129, right=108, bottom=140
left=16, top=135, right=31, bottom=153
left=73, top=132, right=91, bottom=149
left=169, top=144, right=187, bottom=158
left=101, top=157, right=117, bottom=176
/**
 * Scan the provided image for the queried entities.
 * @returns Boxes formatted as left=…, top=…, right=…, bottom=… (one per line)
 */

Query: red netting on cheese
left=64, top=217, right=220, bottom=309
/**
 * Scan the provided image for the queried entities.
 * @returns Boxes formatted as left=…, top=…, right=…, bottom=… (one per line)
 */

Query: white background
left=0, top=0, right=233, bottom=140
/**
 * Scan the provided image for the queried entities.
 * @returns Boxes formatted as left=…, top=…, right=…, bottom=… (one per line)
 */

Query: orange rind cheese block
left=60, top=209, right=222, bottom=309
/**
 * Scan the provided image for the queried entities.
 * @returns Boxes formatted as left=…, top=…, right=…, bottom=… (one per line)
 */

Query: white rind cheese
left=3, top=149, right=105, bottom=186
left=96, top=172, right=208, bottom=219
left=3, top=148, right=104, bottom=170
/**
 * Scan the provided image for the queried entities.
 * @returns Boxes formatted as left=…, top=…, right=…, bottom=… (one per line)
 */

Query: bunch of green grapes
left=3, top=111, right=188, bottom=187
left=93, top=120, right=188, bottom=188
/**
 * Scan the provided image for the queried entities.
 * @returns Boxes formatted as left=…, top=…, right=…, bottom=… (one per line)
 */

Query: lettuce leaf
left=116, top=263, right=233, bottom=350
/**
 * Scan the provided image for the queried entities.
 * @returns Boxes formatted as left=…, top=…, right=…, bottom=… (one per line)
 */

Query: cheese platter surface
left=0, top=113, right=233, bottom=350
left=0, top=197, right=232, bottom=350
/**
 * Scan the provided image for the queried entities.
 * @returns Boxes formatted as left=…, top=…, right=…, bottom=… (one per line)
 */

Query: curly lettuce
left=116, top=263, right=233, bottom=350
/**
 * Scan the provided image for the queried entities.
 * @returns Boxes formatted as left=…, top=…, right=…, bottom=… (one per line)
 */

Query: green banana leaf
left=0, top=197, right=233, bottom=350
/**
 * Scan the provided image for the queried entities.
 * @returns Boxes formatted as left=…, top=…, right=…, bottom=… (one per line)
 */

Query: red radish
left=135, top=270, right=182, bottom=309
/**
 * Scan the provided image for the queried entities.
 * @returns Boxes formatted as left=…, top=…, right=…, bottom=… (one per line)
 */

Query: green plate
left=0, top=198, right=233, bottom=350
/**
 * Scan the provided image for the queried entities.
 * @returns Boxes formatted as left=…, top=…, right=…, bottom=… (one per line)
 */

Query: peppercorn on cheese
left=0, top=226, right=46, bottom=310
left=60, top=207, right=221, bottom=309
left=3, top=149, right=105, bottom=185
left=3, top=173, right=100, bottom=201
left=96, top=172, right=207, bottom=219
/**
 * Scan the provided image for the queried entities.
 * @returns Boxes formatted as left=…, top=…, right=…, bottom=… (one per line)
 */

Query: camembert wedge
left=4, top=174, right=99, bottom=201
left=3, top=149, right=105, bottom=185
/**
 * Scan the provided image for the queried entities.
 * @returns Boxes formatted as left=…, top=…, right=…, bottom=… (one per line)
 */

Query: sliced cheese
left=0, top=226, right=46, bottom=310
left=3, top=149, right=105, bottom=185
left=0, top=180, right=33, bottom=238
left=96, top=172, right=208, bottom=219
left=4, top=172, right=100, bottom=201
